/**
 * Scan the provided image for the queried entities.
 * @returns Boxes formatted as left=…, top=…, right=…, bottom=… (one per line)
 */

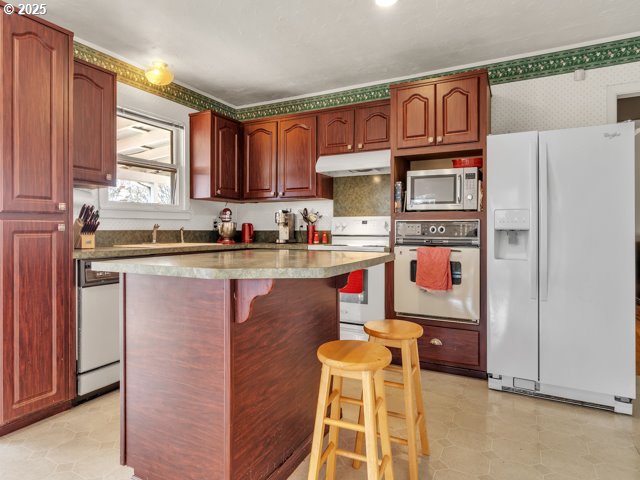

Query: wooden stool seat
left=309, top=340, right=394, bottom=480
left=317, top=340, right=392, bottom=371
left=364, top=319, right=424, bottom=341
left=354, top=320, right=430, bottom=480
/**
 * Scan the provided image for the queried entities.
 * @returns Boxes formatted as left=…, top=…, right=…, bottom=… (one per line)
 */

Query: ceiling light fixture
left=144, top=61, right=174, bottom=86
left=375, top=0, right=398, bottom=7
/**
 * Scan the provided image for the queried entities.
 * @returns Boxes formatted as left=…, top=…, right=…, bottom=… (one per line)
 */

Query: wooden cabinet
left=244, top=121, right=278, bottom=200
left=0, top=10, right=71, bottom=214
left=417, top=325, right=480, bottom=368
left=1, top=220, right=70, bottom=424
left=436, top=77, right=479, bottom=145
left=73, top=60, right=117, bottom=186
left=278, top=115, right=317, bottom=198
left=355, top=102, right=391, bottom=151
left=392, top=70, right=487, bottom=152
left=318, top=101, right=390, bottom=155
left=394, top=85, right=436, bottom=149
left=0, top=6, right=74, bottom=433
left=318, top=109, right=354, bottom=155
left=190, top=111, right=243, bottom=200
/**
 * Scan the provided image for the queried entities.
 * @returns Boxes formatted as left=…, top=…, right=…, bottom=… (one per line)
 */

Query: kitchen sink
left=112, top=242, right=217, bottom=248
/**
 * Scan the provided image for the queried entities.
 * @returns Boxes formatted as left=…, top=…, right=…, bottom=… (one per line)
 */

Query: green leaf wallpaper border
left=75, top=35, right=640, bottom=121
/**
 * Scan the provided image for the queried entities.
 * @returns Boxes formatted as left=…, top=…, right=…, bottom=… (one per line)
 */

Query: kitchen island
left=92, top=249, right=393, bottom=480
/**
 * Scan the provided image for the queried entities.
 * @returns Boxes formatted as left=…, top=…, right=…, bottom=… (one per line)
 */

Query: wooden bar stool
left=308, top=340, right=394, bottom=480
left=353, top=320, right=429, bottom=480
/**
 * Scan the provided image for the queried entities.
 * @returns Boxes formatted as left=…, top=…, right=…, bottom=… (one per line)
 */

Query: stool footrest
left=340, top=395, right=363, bottom=407
left=387, top=410, right=406, bottom=419
left=327, top=389, right=340, bottom=405
left=320, top=441, right=335, bottom=467
left=324, top=417, right=365, bottom=433
left=336, top=448, right=367, bottom=463
left=415, top=412, right=424, bottom=426
left=384, top=364, right=404, bottom=373
left=378, top=455, right=391, bottom=478
left=384, top=379, right=405, bottom=389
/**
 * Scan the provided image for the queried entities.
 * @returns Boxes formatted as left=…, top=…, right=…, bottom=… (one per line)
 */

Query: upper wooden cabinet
left=73, top=60, right=117, bottom=187
left=0, top=10, right=71, bottom=214
left=278, top=115, right=317, bottom=198
left=392, top=70, right=488, bottom=153
left=1, top=220, right=70, bottom=425
left=190, top=111, right=243, bottom=201
left=244, top=121, right=278, bottom=200
left=318, top=101, right=390, bottom=155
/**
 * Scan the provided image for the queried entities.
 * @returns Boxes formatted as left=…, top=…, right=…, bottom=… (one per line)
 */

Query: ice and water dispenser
left=493, top=209, right=530, bottom=260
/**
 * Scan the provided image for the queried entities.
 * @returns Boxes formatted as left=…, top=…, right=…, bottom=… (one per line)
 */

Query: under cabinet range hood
left=315, top=149, right=390, bottom=177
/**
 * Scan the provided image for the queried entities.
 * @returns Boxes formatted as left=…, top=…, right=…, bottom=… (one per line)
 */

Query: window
left=105, top=108, right=185, bottom=209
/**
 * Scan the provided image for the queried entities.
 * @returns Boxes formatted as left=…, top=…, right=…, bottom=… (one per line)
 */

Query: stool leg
left=374, top=370, right=394, bottom=480
left=308, top=365, right=331, bottom=480
left=411, top=340, right=430, bottom=456
left=326, top=375, right=343, bottom=479
left=352, top=400, right=365, bottom=469
left=401, top=340, right=419, bottom=480
left=362, top=371, right=380, bottom=480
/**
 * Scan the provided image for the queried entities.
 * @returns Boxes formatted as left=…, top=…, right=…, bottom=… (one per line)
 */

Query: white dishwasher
left=77, top=260, right=120, bottom=398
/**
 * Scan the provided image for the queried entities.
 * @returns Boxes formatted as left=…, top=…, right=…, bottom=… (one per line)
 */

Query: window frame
left=98, top=107, right=191, bottom=220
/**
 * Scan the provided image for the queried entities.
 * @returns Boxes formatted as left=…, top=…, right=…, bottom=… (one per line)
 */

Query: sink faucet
left=152, top=224, right=160, bottom=244
left=179, top=226, right=185, bottom=243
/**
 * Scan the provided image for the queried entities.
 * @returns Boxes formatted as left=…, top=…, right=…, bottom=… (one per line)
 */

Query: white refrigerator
left=487, top=123, right=636, bottom=415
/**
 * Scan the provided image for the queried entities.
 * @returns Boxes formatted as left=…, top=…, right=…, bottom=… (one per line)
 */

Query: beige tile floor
left=1, top=371, right=639, bottom=479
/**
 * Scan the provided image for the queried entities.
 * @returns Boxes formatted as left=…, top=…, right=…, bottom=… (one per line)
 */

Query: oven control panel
left=395, top=220, right=480, bottom=246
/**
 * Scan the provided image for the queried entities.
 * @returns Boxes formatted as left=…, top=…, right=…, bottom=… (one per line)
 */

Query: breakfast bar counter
left=92, top=250, right=393, bottom=480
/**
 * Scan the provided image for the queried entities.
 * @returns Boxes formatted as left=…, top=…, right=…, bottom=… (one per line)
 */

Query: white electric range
left=309, top=216, right=390, bottom=340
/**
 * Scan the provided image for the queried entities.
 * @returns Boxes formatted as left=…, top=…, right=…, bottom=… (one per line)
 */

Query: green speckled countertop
left=73, top=242, right=308, bottom=260
left=91, top=250, right=393, bottom=280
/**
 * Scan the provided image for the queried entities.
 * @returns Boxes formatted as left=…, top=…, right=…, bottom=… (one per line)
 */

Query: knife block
left=73, top=219, right=96, bottom=249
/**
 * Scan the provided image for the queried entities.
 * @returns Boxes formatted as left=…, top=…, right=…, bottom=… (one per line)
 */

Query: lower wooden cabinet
left=1, top=220, right=71, bottom=426
left=418, top=325, right=480, bottom=368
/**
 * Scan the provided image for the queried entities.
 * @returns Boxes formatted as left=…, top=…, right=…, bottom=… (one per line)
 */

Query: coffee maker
left=275, top=209, right=295, bottom=243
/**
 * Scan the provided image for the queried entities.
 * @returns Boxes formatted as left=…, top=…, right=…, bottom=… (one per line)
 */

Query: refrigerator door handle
left=539, top=142, right=549, bottom=301
left=529, top=141, right=538, bottom=300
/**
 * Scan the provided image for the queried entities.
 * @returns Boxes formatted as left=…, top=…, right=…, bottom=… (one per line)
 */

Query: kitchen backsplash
left=333, top=174, right=390, bottom=217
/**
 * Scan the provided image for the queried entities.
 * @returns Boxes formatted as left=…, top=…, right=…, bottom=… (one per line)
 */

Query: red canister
left=307, top=225, right=316, bottom=245
left=241, top=223, right=254, bottom=243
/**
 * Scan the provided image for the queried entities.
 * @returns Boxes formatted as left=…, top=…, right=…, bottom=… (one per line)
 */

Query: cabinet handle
left=347, top=144, right=352, bottom=150
left=436, top=136, right=443, bottom=143
left=272, top=191, right=277, bottom=197
left=105, top=173, right=112, bottom=181
left=428, top=136, right=434, bottom=144
left=280, top=191, right=285, bottom=196
left=57, top=224, right=66, bottom=232
left=216, top=189, right=221, bottom=195
left=57, top=202, right=67, bottom=211
left=429, top=338, right=443, bottom=346
left=357, top=143, right=363, bottom=149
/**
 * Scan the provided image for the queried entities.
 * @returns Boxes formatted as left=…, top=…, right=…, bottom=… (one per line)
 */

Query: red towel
left=416, top=247, right=452, bottom=291
left=340, top=269, right=364, bottom=294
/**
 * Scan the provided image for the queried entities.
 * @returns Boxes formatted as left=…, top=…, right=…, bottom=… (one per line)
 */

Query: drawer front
left=418, top=326, right=480, bottom=367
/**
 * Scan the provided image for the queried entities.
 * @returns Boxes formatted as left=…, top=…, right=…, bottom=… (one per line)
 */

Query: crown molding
left=74, top=35, right=640, bottom=121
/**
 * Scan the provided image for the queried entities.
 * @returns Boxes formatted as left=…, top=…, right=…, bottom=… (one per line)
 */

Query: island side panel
left=230, top=277, right=342, bottom=480
left=121, top=274, right=231, bottom=480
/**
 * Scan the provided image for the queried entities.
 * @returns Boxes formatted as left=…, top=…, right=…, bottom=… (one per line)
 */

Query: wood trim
left=234, top=278, right=275, bottom=323
left=0, top=400, right=72, bottom=436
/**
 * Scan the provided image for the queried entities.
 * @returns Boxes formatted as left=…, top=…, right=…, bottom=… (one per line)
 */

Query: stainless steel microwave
left=406, top=167, right=478, bottom=211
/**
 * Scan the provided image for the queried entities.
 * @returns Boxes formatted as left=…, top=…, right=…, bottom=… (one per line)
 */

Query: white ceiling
left=43, top=0, right=640, bottom=106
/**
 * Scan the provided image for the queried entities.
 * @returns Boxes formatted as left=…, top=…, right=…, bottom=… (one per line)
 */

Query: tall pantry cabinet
left=0, top=5, right=75, bottom=433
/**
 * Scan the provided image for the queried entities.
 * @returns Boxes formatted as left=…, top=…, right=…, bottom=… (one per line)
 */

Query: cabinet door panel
left=318, top=109, right=354, bottom=155
left=189, top=111, right=214, bottom=199
left=436, top=77, right=479, bottom=145
left=395, top=85, right=435, bottom=149
left=355, top=103, right=390, bottom=151
left=1, top=13, right=69, bottom=213
left=73, top=61, right=116, bottom=186
left=2, top=220, right=68, bottom=423
left=244, top=122, right=278, bottom=199
left=278, top=116, right=317, bottom=198
left=215, top=117, right=242, bottom=199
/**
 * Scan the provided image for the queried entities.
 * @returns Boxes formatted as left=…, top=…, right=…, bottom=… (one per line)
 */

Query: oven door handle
left=407, top=248, right=462, bottom=253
